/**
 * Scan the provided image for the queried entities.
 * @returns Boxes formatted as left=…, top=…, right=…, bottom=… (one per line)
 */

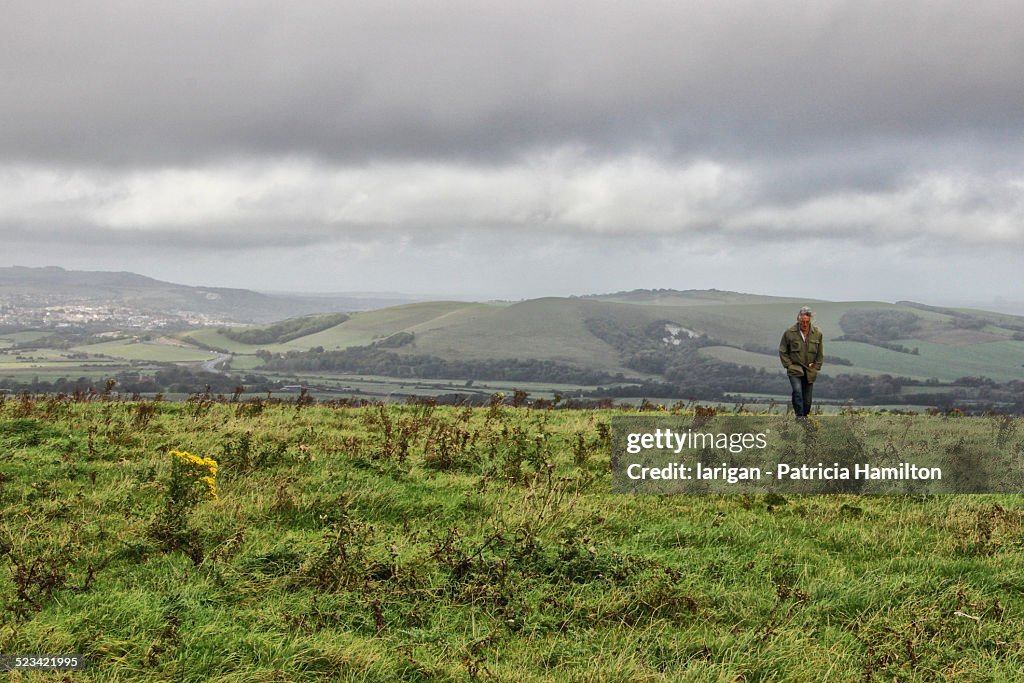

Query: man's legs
left=789, top=375, right=805, bottom=416
left=789, top=375, right=813, bottom=417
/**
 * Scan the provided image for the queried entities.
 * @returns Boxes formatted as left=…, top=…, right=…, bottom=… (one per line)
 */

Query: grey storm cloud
left=3, top=1, right=1024, bottom=168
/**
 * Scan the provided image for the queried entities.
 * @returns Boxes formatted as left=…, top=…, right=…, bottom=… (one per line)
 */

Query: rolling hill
left=206, top=291, right=1024, bottom=385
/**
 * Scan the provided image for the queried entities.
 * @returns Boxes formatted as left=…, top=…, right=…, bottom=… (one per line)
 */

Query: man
left=779, top=306, right=824, bottom=418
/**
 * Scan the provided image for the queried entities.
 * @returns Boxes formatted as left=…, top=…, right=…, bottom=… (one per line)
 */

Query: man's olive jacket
left=779, top=324, right=824, bottom=383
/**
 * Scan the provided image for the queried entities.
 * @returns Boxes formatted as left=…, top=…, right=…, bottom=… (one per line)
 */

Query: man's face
left=798, top=314, right=811, bottom=332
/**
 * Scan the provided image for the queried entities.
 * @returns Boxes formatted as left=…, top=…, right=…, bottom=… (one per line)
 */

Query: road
left=201, top=353, right=233, bottom=375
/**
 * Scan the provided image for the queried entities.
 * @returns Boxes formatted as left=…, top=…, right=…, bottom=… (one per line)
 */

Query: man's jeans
left=788, top=374, right=813, bottom=417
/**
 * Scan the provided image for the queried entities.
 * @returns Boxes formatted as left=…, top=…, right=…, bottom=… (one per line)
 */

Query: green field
left=279, top=302, right=489, bottom=353
left=828, top=340, right=1024, bottom=382
left=175, top=329, right=266, bottom=354
left=223, top=353, right=265, bottom=372
left=0, top=337, right=220, bottom=389
left=252, top=370, right=609, bottom=402
left=699, top=345, right=894, bottom=377
left=0, top=331, right=52, bottom=347
left=0, top=366, right=130, bottom=384
left=71, top=339, right=218, bottom=363
left=180, top=302, right=491, bottom=355
left=2, top=400, right=1022, bottom=681
left=0, top=345, right=128, bottom=383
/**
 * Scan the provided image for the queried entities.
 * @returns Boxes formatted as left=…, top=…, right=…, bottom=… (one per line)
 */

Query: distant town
left=0, top=297, right=233, bottom=330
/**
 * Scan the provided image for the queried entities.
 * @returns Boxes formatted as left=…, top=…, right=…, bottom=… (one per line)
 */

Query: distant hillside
left=6, top=278, right=1024, bottom=408
left=577, top=288, right=813, bottom=306
left=0, top=266, right=418, bottom=323
left=211, top=294, right=1024, bottom=387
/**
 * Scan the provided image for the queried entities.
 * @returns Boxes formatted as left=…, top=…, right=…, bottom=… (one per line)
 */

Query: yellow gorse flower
left=169, top=449, right=219, bottom=500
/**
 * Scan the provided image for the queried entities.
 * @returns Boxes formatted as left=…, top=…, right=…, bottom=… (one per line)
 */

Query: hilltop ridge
left=0, top=266, right=419, bottom=324
left=576, top=287, right=813, bottom=306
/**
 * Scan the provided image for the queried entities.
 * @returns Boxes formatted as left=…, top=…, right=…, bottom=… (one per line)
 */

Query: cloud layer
left=2, top=1, right=1023, bottom=303
left=4, top=156, right=1022, bottom=246
left=5, top=1, right=1024, bottom=164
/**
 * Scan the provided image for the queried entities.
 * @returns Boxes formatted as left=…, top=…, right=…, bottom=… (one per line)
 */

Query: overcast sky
left=3, top=1, right=1023, bottom=310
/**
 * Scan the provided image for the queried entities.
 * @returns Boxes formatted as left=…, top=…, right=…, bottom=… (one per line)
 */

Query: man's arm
left=779, top=333, right=800, bottom=374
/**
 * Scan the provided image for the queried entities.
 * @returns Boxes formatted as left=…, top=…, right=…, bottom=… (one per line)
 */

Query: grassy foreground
left=1, top=396, right=1022, bottom=682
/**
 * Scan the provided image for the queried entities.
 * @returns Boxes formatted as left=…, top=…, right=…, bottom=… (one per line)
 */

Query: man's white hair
left=797, top=306, right=814, bottom=320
